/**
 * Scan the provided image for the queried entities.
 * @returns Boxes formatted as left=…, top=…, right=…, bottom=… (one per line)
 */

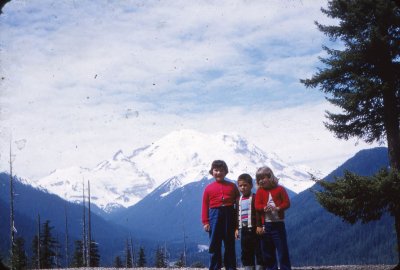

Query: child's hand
left=265, top=205, right=279, bottom=212
left=256, top=226, right=264, bottom=235
left=264, top=205, right=274, bottom=212
left=235, top=229, right=239, bottom=239
left=203, top=224, right=210, bottom=232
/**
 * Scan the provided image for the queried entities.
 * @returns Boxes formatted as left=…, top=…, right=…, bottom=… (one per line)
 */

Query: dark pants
left=240, top=227, right=264, bottom=267
left=261, top=222, right=291, bottom=270
left=208, top=206, right=237, bottom=270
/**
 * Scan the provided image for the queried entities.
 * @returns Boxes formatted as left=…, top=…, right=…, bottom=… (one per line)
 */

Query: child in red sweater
left=202, top=160, right=240, bottom=270
left=254, top=166, right=292, bottom=270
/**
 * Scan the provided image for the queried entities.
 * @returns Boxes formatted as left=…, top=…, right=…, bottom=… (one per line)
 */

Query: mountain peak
left=113, top=150, right=126, bottom=161
left=31, top=129, right=316, bottom=212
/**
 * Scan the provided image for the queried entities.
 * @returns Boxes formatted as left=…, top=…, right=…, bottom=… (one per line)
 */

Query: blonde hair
left=255, top=166, right=279, bottom=187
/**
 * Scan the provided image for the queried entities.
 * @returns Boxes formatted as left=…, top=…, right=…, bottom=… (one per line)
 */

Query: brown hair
left=209, top=160, right=229, bottom=175
left=237, top=173, right=253, bottom=187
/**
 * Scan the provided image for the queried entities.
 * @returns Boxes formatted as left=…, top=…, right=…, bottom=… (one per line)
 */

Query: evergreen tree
left=11, top=237, right=27, bottom=270
left=174, top=253, right=185, bottom=268
left=9, top=146, right=15, bottom=270
left=89, top=240, right=100, bottom=267
left=137, top=246, right=146, bottom=267
left=154, top=246, right=167, bottom=268
left=30, top=236, right=39, bottom=269
left=30, top=215, right=41, bottom=270
left=125, top=239, right=133, bottom=268
left=114, top=256, right=123, bottom=268
left=301, top=1, right=400, bottom=268
left=39, top=220, right=60, bottom=269
left=71, top=240, right=84, bottom=267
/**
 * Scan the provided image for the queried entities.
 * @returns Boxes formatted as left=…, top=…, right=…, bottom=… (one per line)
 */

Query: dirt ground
left=291, top=265, right=396, bottom=270
left=55, top=266, right=397, bottom=270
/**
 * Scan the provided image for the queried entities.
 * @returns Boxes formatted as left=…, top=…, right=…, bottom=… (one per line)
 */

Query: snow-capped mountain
left=31, top=129, right=319, bottom=212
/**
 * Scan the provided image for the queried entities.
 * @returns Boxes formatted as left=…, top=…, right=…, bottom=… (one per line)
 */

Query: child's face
left=212, top=167, right=227, bottom=182
left=238, top=180, right=252, bottom=196
left=258, top=174, right=273, bottom=189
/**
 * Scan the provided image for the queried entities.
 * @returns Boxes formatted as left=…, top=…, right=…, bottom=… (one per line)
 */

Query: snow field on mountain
left=31, top=129, right=317, bottom=212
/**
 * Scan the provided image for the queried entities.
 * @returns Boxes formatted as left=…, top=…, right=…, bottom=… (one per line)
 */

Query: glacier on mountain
left=30, top=129, right=319, bottom=212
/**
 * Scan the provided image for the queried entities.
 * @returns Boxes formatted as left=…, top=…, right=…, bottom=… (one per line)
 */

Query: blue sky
left=0, top=0, right=380, bottom=180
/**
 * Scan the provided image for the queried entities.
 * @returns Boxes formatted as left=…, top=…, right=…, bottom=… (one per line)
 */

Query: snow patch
left=31, top=129, right=320, bottom=212
left=197, top=244, right=209, bottom=252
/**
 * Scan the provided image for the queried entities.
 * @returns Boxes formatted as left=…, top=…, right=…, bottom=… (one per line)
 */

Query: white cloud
left=0, top=101, right=381, bottom=180
left=0, top=0, right=382, bottom=181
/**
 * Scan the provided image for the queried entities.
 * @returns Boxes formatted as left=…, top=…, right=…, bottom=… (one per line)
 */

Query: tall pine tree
left=174, top=253, right=185, bottom=268
left=11, top=237, right=27, bottom=270
left=137, top=247, right=146, bottom=267
left=71, top=240, right=84, bottom=268
left=114, top=256, right=123, bottom=268
left=125, top=239, right=133, bottom=268
left=154, top=246, right=167, bottom=268
left=89, top=240, right=100, bottom=267
left=39, top=220, right=60, bottom=269
left=301, top=1, right=400, bottom=268
left=30, top=236, right=39, bottom=269
left=71, top=239, right=100, bottom=267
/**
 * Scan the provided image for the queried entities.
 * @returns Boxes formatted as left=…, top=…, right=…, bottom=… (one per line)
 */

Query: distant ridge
left=286, top=147, right=396, bottom=266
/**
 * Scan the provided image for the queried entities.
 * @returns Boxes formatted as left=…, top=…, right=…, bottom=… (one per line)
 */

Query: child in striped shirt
left=236, top=173, right=264, bottom=270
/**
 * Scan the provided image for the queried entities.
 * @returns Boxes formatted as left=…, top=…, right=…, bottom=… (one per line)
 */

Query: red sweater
left=201, top=180, right=240, bottom=225
left=254, top=185, right=290, bottom=221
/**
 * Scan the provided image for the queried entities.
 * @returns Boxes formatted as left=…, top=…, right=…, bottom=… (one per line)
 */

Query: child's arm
left=234, top=184, right=240, bottom=230
left=201, top=188, right=210, bottom=231
left=277, top=186, right=290, bottom=211
left=254, top=189, right=266, bottom=212
left=252, top=194, right=263, bottom=227
left=255, top=204, right=265, bottom=234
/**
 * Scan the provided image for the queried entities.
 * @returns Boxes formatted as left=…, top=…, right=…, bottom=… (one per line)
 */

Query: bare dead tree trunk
left=9, top=143, right=14, bottom=270
left=82, top=181, right=87, bottom=267
left=183, top=224, right=187, bottom=267
left=130, top=235, right=134, bottom=267
left=87, top=180, right=91, bottom=267
left=55, top=235, right=60, bottom=268
left=125, top=239, right=129, bottom=268
left=182, top=194, right=187, bottom=267
left=64, top=203, right=69, bottom=268
left=37, top=214, right=41, bottom=269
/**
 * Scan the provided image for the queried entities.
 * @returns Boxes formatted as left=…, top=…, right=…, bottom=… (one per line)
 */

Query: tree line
left=2, top=147, right=204, bottom=269
left=5, top=151, right=102, bottom=270
left=112, top=241, right=202, bottom=268
left=9, top=218, right=101, bottom=270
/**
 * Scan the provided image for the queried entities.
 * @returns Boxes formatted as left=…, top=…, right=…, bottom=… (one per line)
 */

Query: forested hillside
left=286, top=147, right=396, bottom=265
left=0, top=174, right=139, bottom=265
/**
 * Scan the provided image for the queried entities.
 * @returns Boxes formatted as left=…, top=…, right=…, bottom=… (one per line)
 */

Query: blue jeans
left=261, top=222, right=291, bottom=270
left=240, top=227, right=264, bottom=267
left=208, top=206, right=237, bottom=270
